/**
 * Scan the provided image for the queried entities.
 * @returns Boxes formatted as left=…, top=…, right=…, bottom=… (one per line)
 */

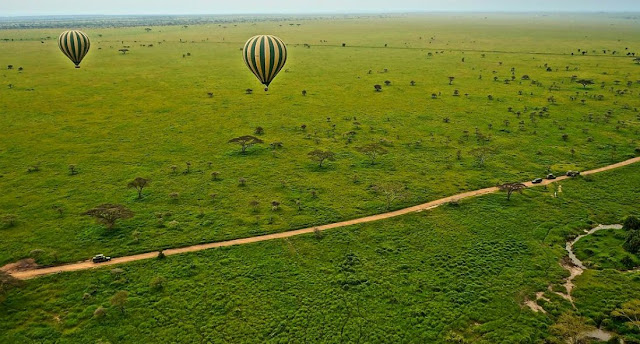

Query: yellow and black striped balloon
left=242, top=35, right=287, bottom=90
left=58, top=30, right=90, bottom=68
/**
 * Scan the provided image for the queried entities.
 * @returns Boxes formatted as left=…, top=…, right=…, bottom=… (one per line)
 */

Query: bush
left=313, top=227, right=323, bottom=239
left=150, top=276, right=166, bottom=290
left=624, top=230, right=640, bottom=254
left=93, top=306, right=106, bottom=318
left=624, top=215, right=640, bottom=231
left=1, top=214, right=18, bottom=228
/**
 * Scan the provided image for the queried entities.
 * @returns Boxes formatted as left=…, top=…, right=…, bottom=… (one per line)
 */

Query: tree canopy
left=228, top=135, right=264, bottom=153
left=308, top=149, right=336, bottom=167
left=84, top=204, right=134, bottom=229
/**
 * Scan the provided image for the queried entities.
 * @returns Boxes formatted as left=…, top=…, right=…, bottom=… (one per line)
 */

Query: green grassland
left=573, top=227, right=640, bottom=270
left=1, top=162, right=639, bottom=343
left=1, top=13, right=640, bottom=343
left=1, top=14, right=639, bottom=266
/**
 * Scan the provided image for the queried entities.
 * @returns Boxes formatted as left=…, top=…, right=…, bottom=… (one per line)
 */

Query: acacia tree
left=448, top=76, right=455, bottom=85
left=84, top=204, right=134, bottom=229
left=374, top=84, right=382, bottom=92
left=118, top=49, right=129, bottom=54
left=374, top=183, right=406, bottom=210
left=470, top=147, right=491, bottom=167
left=308, top=149, right=335, bottom=167
left=576, top=79, right=594, bottom=89
left=228, top=135, right=263, bottom=153
left=357, top=143, right=388, bottom=165
left=127, top=177, right=149, bottom=199
left=498, top=183, right=526, bottom=200
left=612, top=299, right=640, bottom=331
left=110, top=290, right=129, bottom=314
left=549, top=312, right=595, bottom=344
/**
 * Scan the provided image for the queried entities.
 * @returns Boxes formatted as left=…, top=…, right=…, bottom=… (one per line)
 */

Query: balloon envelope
left=58, top=30, right=90, bottom=68
left=242, top=35, right=287, bottom=89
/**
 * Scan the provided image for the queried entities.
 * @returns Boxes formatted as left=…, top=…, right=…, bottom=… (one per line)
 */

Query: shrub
left=93, top=306, right=107, bottom=318
left=624, top=230, right=640, bottom=254
left=150, top=276, right=166, bottom=290
left=624, top=216, right=640, bottom=231
left=1, top=214, right=18, bottom=228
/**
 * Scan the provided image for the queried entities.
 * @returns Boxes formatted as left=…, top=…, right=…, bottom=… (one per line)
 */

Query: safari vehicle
left=566, top=171, right=580, bottom=177
left=532, top=178, right=543, bottom=184
left=546, top=174, right=556, bottom=180
left=92, top=254, right=111, bottom=263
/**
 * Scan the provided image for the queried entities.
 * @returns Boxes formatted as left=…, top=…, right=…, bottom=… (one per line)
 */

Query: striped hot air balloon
left=58, top=30, right=90, bottom=68
left=242, top=35, right=287, bottom=91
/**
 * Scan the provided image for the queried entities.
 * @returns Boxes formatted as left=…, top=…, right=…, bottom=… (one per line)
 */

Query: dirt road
left=8, top=157, right=640, bottom=280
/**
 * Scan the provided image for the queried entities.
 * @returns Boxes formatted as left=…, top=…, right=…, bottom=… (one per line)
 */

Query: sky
left=2, top=0, right=640, bottom=16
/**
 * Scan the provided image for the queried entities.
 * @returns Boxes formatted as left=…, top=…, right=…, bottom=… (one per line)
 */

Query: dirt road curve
left=7, top=157, right=640, bottom=280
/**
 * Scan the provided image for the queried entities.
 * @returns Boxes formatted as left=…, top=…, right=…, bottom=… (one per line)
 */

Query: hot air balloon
left=58, top=30, right=90, bottom=68
left=242, top=35, right=287, bottom=91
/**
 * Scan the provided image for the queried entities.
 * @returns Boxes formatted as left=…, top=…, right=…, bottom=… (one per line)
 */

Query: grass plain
left=1, top=14, right=639, bottom=266
left=0, top=162, right=639, bottom=343
left=1, top=13, right=640, bottom=343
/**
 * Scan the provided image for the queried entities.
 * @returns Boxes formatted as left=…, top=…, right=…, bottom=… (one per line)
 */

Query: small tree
left=384, top=80, right=391, bottom=86
left=68, top=164, right=77, bottom=175
left=84, top=204, right=134, bottom=229
left=110, top=291, right=129, bottom=314
left=410, top=80, right=416, bottom=86
left=211, top=171, right=220, bottom=181
left=374, top=183, right=405, bottom=210
left=356, top=143, right=388, bottom=165
left=549, top=312, right=595, bottom=344
left=576, top=79, right=594, bottom=89
left=308, top=149, right=335, bottom=167
left=634, top=57, right=640, bottom=65
left=470, top=147, right=491, bottom=167
left=127, top=177, right=150, bottom=199
left=271, top=201, right=281, bottom=211
left=498, top=183, right=526, bottom=200
left=118, top=49, right=129, bottom=55
left=254, top=127, right=264, bottom=135
left=145, top=28, right=152, bottom=32
left=302, top=90, right=307, bottom=96
left=245, top=88, right=253, bottom=94
left=228, top=135, right=263, bottom=153
left=249, top=199, right=259, bottom=212
left=448, top=76, right=455, bottom=85
left=374, top=84, right=382, bottom=92
left=612, top=299, right=640, bottom=331
left=7, top=65, right=13, bottom=70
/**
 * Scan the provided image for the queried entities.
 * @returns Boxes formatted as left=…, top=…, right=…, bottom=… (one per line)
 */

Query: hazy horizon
left=2, top=0, right=640, bottom=17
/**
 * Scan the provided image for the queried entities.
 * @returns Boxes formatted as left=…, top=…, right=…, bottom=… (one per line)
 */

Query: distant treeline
left=0, top=14, right=391, bottom=30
